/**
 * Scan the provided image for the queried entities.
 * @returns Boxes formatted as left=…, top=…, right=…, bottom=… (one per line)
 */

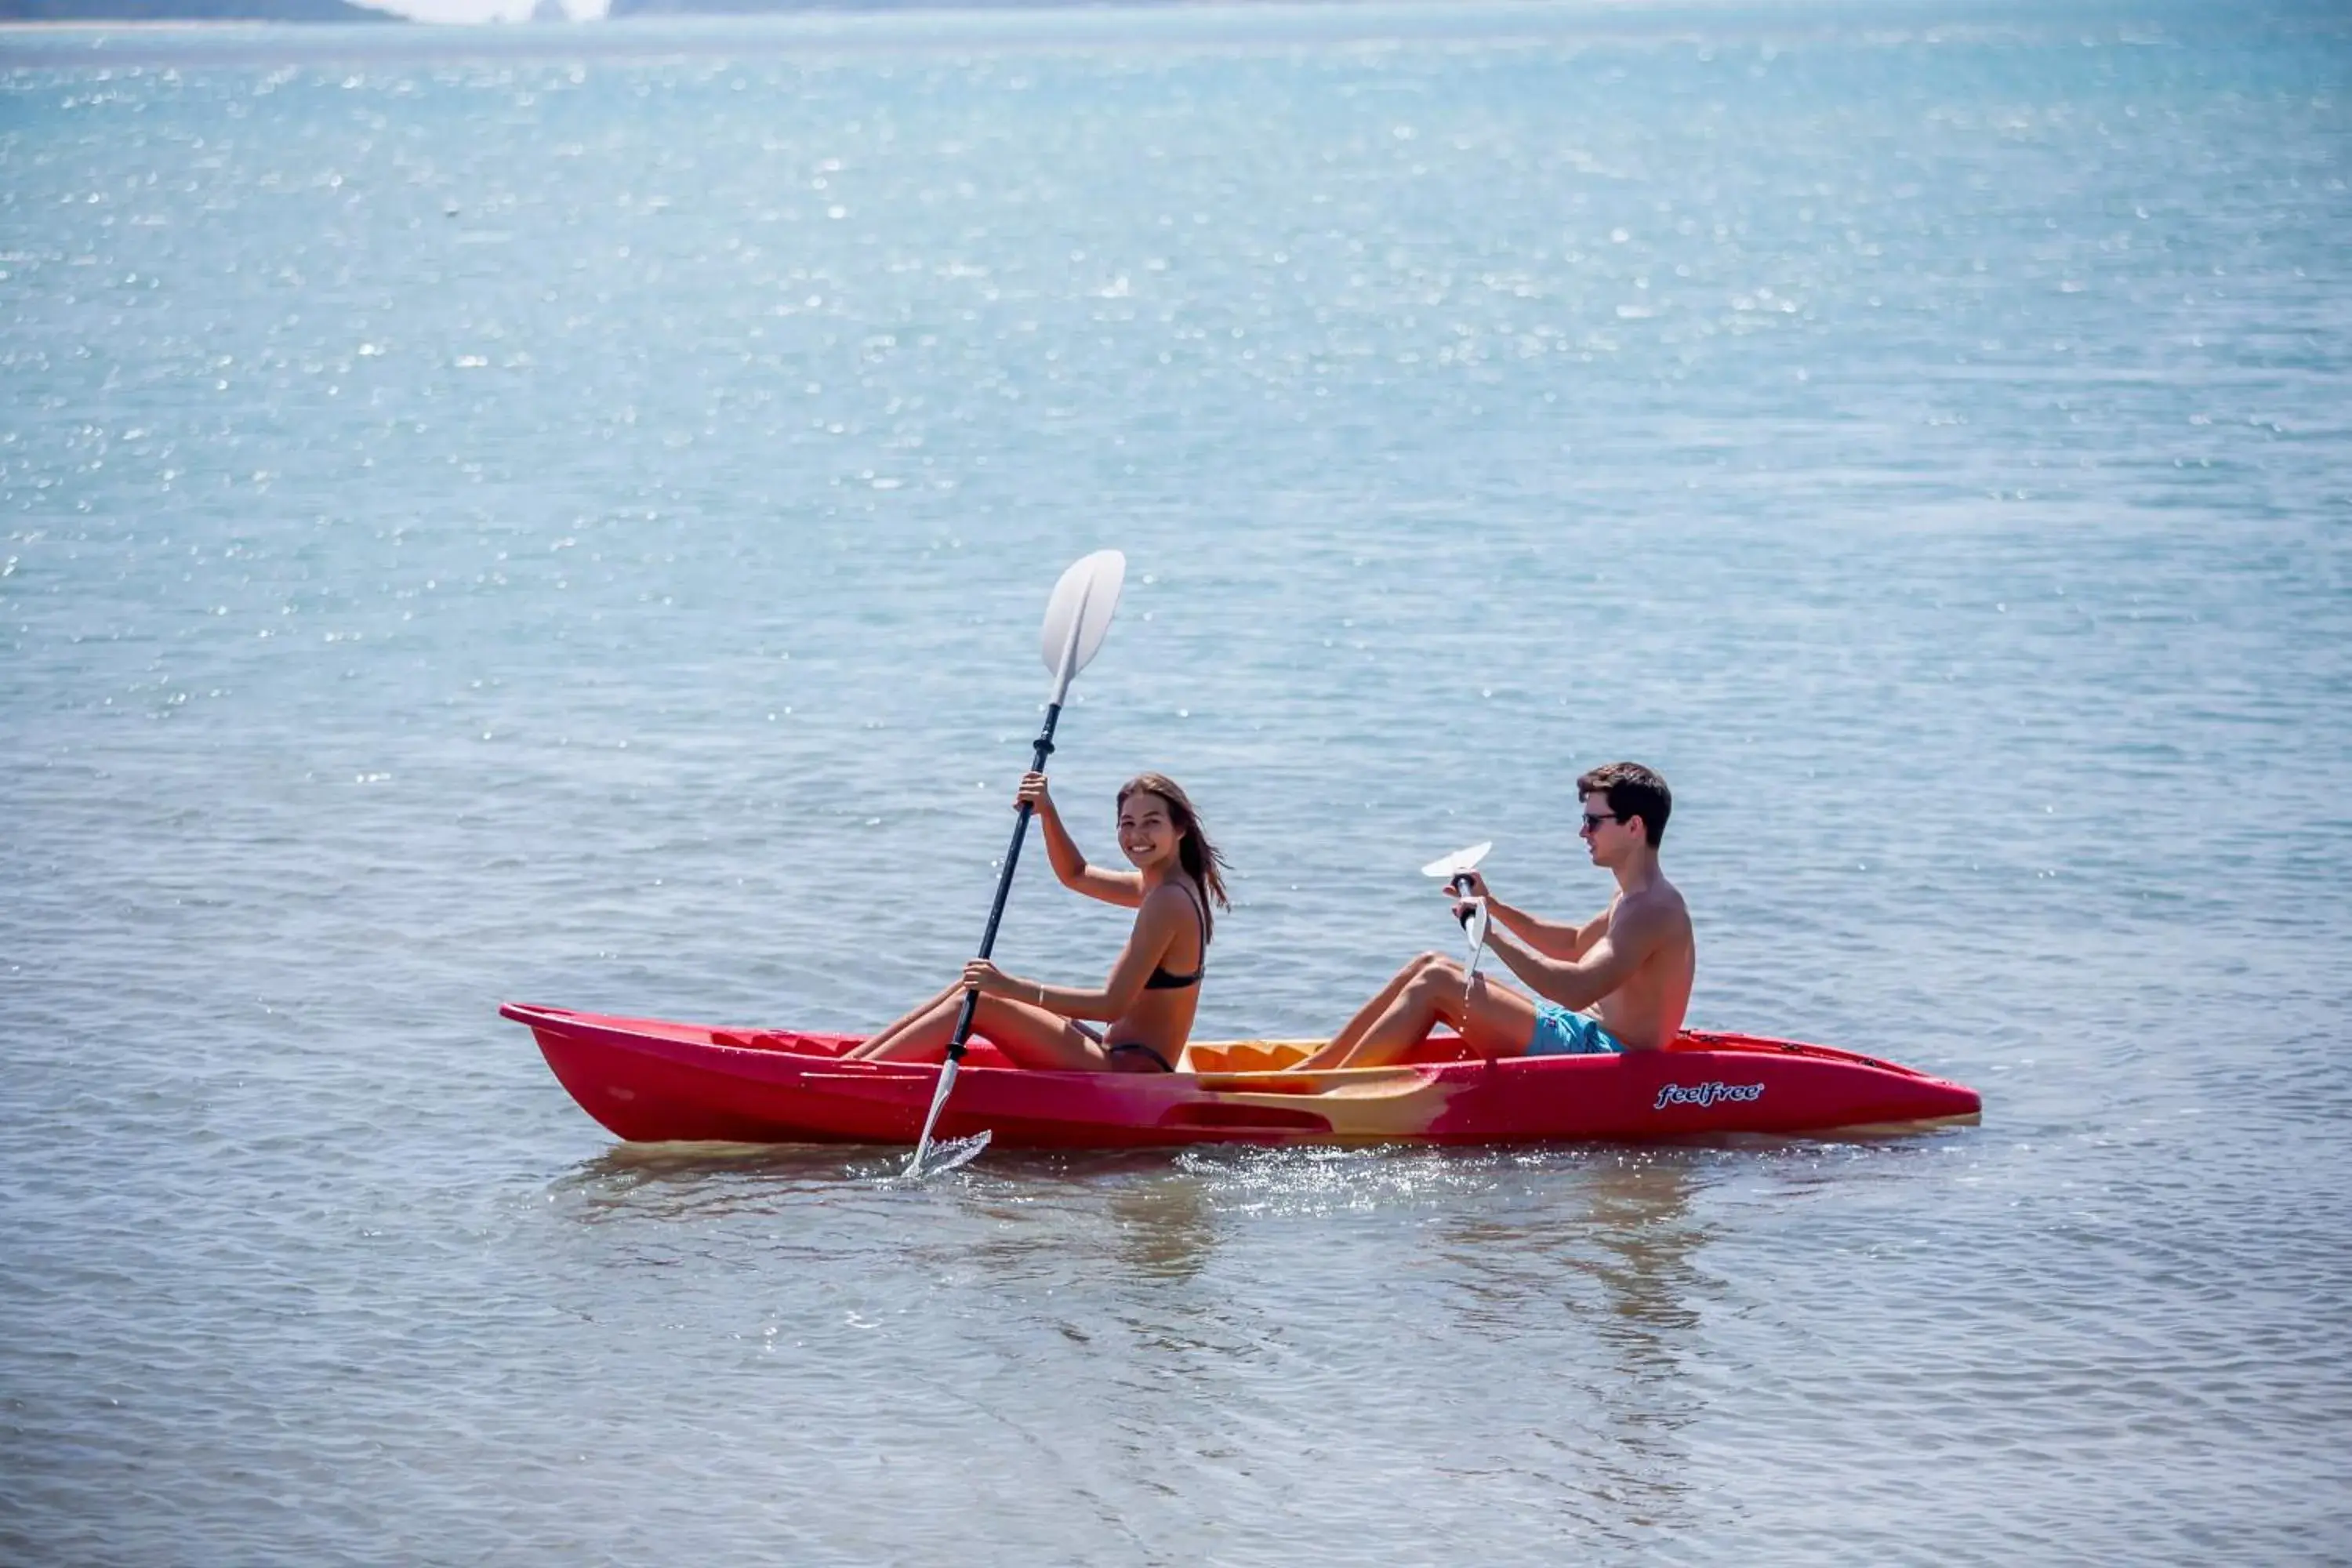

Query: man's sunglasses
left=1579, top=811, right=1625, bottom=833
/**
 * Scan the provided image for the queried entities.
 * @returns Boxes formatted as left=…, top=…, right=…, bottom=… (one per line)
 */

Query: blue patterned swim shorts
left=1527, top=1001, right=1625, bottom=1057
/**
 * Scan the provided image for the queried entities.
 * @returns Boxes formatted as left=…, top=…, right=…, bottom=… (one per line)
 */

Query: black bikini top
left=1142, top=880, right=1210, bottom=990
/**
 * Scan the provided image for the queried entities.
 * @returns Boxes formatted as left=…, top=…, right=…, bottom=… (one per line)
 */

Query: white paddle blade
left=1421, top=840, right=1493, bottom=880
left=1039, top=549, right=1126, bottom=703
left=906, top=1056, right=960, bottom=1178
left=919, top=1129, right=992, bottom=1177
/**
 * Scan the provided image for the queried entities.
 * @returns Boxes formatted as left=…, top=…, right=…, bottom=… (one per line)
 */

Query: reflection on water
left=1590, top=1156, right=1709, bottom=1342
left=546, top=1138, right=1742, bottom=1548
left=1430, top=1152, right=1711, bottom=1533
left=1105, top=1171, right=1218, bottom=1284
left=556, top=1141, right=898, bottom=1218
left=1438, top=1153, right=1708, bottom=1338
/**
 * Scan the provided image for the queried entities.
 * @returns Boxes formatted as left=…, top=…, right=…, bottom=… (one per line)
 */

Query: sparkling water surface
left=5, top=2, right=2350, bottom=1560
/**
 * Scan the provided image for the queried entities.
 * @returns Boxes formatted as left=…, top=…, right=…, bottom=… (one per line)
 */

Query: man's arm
left=1490, top=898, right=1608, bottom=962
left=1482, top=898, right=1668, bottom=1013
left=1458, top=873, right=1603, bottom=961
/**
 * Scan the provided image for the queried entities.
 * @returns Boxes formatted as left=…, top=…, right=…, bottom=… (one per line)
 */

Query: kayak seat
left=1180, top=1031, right=1485, bottom=1072
left=1183, top=1040, right=1317, bottom=1073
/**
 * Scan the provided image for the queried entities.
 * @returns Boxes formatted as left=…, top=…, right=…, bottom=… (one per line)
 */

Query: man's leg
left=1317, top=957, right=1544, bottom=1070
left=1456, top=971, right=1544, bottom=1059
left=1297, top=952, right=1451, bottom=1070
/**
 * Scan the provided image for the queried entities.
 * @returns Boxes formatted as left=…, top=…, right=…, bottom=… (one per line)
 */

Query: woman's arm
left=1022, top=773, right=1143, bottom=906
left=968, top=887, right=1182, bottom=1022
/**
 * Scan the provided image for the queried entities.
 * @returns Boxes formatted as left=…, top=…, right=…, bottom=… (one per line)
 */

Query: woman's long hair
left=1116, top=773, right=1231, bottom=940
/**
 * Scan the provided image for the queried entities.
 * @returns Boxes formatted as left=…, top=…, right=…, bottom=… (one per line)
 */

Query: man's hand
left=1447, top=869, right=1491, bottom=927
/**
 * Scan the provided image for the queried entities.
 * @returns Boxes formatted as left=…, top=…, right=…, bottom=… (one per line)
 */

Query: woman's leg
left=850, top=980, right=964, bottom=1061
left=971, top=996, right=1115, bottom=1072
left=856, top=990, right=1108, bottom=1071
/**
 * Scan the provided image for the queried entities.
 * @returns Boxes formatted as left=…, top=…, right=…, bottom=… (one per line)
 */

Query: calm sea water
left=5, top=2, right=2350, bottom=1560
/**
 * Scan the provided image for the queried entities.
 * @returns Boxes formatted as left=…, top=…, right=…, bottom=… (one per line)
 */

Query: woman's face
left=1116, top=792, right=1183, bottom=870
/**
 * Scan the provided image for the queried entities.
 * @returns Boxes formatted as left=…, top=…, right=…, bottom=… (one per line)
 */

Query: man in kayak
left=1297, top=761, right=1695, bottom=1069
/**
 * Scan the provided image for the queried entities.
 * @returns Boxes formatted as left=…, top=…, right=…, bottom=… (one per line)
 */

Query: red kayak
left=503, top=1002, right=1981, bottom=1148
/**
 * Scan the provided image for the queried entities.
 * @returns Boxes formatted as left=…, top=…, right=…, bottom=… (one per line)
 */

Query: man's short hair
left=1577, top=761, right=1671, bottom=848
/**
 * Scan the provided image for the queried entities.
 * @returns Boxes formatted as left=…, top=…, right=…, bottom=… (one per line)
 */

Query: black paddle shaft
left=945, top=702, right=1064, bottom=1062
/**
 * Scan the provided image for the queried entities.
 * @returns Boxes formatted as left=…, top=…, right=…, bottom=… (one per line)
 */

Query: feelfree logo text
left=1653, top=1080, right=1765, bottom=1111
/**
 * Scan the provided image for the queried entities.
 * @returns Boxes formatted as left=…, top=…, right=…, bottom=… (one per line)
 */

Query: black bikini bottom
left=1105, top=1041, right=1176, bottom=1074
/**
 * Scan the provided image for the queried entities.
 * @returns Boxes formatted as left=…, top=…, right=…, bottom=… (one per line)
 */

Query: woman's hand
left=962, top=957, right=1014, bottom=996
left=966, top=958, right=1053, bottom=1011
left=1014, top=771, right=1054, bottom=817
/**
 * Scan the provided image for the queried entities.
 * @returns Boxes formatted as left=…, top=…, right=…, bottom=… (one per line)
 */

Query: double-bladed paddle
left=906, top=549, right=1127, bottom=1178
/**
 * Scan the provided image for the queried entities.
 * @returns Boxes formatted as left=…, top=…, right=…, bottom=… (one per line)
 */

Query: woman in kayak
left=848, top=771, right=1229, bottom=1073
